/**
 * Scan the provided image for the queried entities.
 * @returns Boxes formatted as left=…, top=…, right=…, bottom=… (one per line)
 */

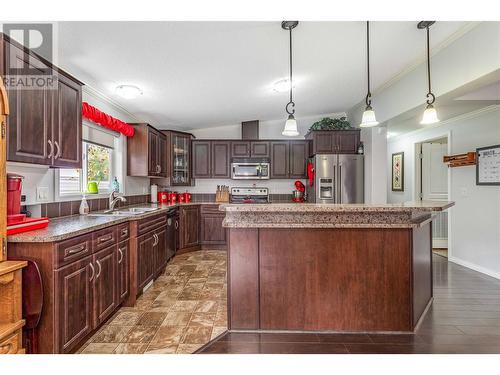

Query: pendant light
left=360, top=21, right=379, bottom=128
left=281, top=21, right=299, bottom=136
left=418, top=21, right=440, bottom=125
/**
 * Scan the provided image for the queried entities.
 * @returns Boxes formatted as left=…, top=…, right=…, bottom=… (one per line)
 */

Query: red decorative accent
left=307, top=161, right=315, bottom=187
left=82, top=102, right=135, bottom=137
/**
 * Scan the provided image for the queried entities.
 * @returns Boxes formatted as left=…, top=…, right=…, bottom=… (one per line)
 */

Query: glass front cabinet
left=170, top=131, right=193, bottom=186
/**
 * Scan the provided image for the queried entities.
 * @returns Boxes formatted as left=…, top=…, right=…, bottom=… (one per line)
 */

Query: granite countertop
left=7, top=202, right=217, bottom=243
left=220, top=201, right=454, bottom=212
left=220, top=201, right=454, bottom=229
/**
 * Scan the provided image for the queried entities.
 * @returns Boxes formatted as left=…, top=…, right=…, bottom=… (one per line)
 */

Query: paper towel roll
left=150, top=184, right=158, bottom=202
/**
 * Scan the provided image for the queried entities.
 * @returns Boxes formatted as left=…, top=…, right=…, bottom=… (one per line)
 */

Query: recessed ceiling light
left=273, top=79, right=294, bottom=93
left=115, top=85, right=143, bottom=99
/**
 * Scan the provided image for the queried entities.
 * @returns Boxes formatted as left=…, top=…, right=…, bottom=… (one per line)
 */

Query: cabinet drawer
left=93, top=227, right=117, bottom=251
left=137, top=214, right=167, bottom=236
left=116, top=223, right=130, bottom=242
left=0, top=330, right=22, bottom=354
left=200, top=204, right=222, bottom=215
left=55, top=234, right=92, bottom=268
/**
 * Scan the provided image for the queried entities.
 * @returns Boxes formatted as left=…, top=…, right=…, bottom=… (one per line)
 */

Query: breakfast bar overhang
left=220, top=202, right=454, bottom=333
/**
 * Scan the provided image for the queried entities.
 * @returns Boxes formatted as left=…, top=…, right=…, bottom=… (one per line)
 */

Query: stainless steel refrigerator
left=306, top=154, right=364, bottom=204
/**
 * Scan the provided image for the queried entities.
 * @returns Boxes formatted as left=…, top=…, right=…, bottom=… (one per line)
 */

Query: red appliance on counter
left=6, top=173, right=49, bottom=235
left=292, top=180, right=306, bottom=203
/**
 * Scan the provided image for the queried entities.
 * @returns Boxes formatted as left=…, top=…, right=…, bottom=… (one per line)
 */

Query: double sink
left=90, top=206, right=161, bottom=217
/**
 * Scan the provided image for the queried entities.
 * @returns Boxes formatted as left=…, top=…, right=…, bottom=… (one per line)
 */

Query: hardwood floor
left=198, top=255, right=500, bottom=354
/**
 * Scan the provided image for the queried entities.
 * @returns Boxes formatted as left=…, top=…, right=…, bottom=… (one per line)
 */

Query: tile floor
left=78, top=250, right=228, bottom=354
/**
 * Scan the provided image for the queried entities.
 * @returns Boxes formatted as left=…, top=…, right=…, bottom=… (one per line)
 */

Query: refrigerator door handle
left=339, top=164, right=342, bottom=204
left=333, top=165, right=336, bottom=203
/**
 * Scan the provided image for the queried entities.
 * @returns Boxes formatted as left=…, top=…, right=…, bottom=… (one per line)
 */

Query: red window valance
left=82, top=102, right=135, bottom=137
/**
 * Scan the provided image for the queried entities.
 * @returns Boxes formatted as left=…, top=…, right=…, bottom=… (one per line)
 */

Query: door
left=148, top=129, right=158, bottom=176
left=137, top=232, right=155, bottom=290
left=211, top=141, right=231, bottom=178
left=421, top=141, right=448, bottom=250
left=314, top=154, right=337, bottom=204
left=6, top=41, right=51, bottom=165
left=157, top=133, right=168, bottom=177
left=180, top=206, right=199, bottom=249
left=336, top=130, right=360, bottom=154
left=337, top=154, right=364, bottom=204
left=52, top=73, right=82, bottom=168
left=93, top=245, right=117, bottom=325
left=270, top=141, right=289, bottom=178
left=55, top=255, right=93, bottom=353
left=313, top=132, right=334, bottom=154
left=231, top=141, right=251, bottom=158
left=200, top=215, right=227, bottom=245
left=117, top=241, right=129, bottom=303
left=154, top=227, right=167, bottom=275
left=192, top=140, right=212, bottom=178
left=250, top=141, right=270, bottom=157
left=289, top=141, right=308, bottom=178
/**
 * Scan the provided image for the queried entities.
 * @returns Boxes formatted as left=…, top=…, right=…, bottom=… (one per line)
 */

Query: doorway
left=415, top=136, right=449, bottom=258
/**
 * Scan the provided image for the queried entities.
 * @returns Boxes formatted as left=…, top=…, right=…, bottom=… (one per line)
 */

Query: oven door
left=231, top=163, right=270, bottom=180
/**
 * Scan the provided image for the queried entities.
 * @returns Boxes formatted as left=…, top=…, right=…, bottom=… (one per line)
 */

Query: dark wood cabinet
left=128, top=124, right=167, bottom=178
left=166, top=212, right=177, bottom=261
left=192, top=140, right=211, bottom=178
left=55, top=256, right=93, bottom=353
left=154, top=228, right=168, bottom=277
left=3, top=35, right=83, bottom=168
left=231, top=141, right=251, bottom=158
left=93, top=245, right=117, bottom=326
left=306, top=130, right=361, bottom=155
left=200, top=205, right=227, bottom=249
left=136, top=231, right=155, bottom=290
left=270, top=141, right=289, bottom=179
left=211, top=141, right=231, bottom=178
left=117, top=240, right=129, bottom=303
left=289, top=141, right=309, bottom=178
left=170, top=131, right=193, bottom=186
left=250, top=141, right=270, bottom=158
left=51, top=73, right=83, bottom=168
left=179, top=205, right=200, bottom=250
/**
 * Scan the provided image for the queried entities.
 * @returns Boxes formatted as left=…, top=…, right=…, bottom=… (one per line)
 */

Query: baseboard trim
left=449, top=255, right=500, bottom=280
left=432, top=239, right=448, bottom=248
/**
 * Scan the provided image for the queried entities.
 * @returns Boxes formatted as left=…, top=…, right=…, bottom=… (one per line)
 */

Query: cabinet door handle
left=68, top=244, right=86, bottom=255
left=95, top=260, right=102, bottom=279
left=54, top=140, right=61, bottom=159
left=167, top=218, right=172, bottom=226
left=121, top=228, right=128, bottom=237
left=175, top=221, right=179, bottom=230
left=47, top=140, right=54, bottom=158
left=89, top=263, right=95, bottom=282
left=118, top=248, right=124, bottom=264
left=98, top=234, right=113, bottom=243
left=153, top=233, right=158, bottom=246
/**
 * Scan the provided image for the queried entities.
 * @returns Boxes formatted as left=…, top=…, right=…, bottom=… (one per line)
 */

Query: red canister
left=184, top=192, right=192, bottom=203
left=179, top=194, right=186, bottom=203
left=169, top=192, right=178, bottom=204
left=158, top=191, right=168, bottom=203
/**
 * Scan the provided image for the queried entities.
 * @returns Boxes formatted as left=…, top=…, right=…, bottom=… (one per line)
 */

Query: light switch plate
left=37, top=186, right=49, bottom=201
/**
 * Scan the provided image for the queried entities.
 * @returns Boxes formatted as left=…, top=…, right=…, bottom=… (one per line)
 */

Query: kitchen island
left=220, top=201, right=454, bottom=333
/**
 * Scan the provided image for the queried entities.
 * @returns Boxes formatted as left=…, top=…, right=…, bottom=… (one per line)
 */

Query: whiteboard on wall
left=476, top=145, right=500, bottom=185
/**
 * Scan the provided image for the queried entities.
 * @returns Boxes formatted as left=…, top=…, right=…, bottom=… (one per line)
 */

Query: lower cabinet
left=55, top=255, right=94, bottom=353
left=93, top=245, right=117, bottom=326
left=179, top=205, right=200, bottom=250
left=117, top=240, right=129, bottom=303
left=137, top=231, right=156, bottom=291
left=200, top=205, right=227, bottom=249
left=154, top=227, right=168, bottom=277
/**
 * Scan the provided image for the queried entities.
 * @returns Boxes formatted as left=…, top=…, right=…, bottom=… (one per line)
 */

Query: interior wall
left=387, top=106, right=500, bottom=278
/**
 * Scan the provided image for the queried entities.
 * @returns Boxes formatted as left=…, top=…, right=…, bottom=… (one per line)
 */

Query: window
left=59, top=142, right=113, bottom=196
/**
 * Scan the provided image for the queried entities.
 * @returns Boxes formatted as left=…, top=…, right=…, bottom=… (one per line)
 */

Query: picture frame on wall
left=476, top=144, right=500, bottom=186
left=392, top=152, right=404, bottom=191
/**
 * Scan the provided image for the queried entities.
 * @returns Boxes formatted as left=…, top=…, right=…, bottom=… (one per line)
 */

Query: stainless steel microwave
left=231, top=159, right=270, bottom=180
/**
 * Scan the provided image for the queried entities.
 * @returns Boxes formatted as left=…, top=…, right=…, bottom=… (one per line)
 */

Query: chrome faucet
left=108, top=191, right=126, bottom=211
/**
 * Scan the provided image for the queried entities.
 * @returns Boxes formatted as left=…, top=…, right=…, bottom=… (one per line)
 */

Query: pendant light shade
left=282, top=114, right=299, bottom=136
left=359, top=21, right=379, bottom=128
left=418, top=21, right=439, bottom=125
left=281, top=21, right=300, bottom=137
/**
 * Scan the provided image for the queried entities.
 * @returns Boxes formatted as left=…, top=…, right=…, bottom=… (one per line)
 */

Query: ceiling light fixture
left=115, top=85, right=143, bottom=99
left=281, top=21, right=300, bottom=137
left=418, top=21, right=440, bottom=125
left=360, top=21, right=379, bottom=128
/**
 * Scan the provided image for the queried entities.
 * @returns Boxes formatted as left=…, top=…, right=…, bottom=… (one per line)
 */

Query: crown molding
left=82, top=84, right=141, bottom=123
left=388, top=104, right=500, bottom=143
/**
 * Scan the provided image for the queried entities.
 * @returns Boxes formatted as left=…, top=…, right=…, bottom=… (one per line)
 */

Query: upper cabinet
left=169, top=131, right=193, bottom=186
left=2, top=34, right=83, bottom=168
left=306, top=130, right=360, bottom=155
left=127, top=123, right=168, bottom=178
left=192, top=140, right=231, bottom=179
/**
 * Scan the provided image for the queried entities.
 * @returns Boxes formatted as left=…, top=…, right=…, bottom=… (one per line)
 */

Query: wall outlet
left=36, top=186, right=49, bottom=201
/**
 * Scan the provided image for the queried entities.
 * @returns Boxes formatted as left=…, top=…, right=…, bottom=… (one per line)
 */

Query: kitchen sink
left=89, top=206, right=161, bottom=217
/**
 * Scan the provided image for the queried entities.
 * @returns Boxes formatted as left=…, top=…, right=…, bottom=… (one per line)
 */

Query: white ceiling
left=55, top=21, right=469, bottom=130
